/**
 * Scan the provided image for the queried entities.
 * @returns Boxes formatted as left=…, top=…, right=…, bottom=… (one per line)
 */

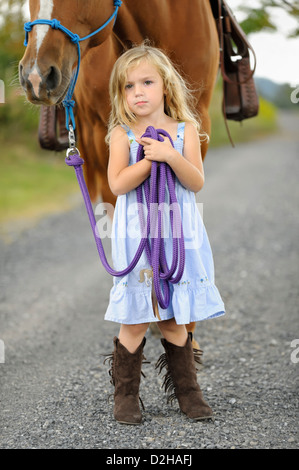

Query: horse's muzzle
left=19, top=61, right=64, bottom=105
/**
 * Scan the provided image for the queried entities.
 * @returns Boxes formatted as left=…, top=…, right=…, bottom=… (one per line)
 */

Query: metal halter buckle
left=66, top=124, right=80, bottom=159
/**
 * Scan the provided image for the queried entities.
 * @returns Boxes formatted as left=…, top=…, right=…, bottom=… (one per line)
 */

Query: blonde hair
left=106, top=43, right=207, bottom=144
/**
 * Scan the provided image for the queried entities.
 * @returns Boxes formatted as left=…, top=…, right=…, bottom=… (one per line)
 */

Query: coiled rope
left=65, top=126, right=185, bottom=309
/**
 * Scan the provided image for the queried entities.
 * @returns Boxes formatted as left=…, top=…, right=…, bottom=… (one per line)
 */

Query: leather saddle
left=38, top=104, right=70, bottom=151
left=210, top=0, right=259, bottom=122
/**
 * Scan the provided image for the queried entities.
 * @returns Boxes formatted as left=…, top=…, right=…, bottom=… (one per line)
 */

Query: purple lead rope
left=65, top=126, right=185, bottom=309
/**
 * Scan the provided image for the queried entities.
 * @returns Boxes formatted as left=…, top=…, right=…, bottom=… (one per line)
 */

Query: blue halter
left=23, top=0, right=122, bottom=131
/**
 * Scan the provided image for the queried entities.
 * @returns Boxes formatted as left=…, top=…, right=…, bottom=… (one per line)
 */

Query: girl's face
left=124, top=59, right=165, bottom=120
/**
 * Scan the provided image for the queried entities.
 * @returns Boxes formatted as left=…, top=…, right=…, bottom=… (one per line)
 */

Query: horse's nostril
left=19, top=63, right=25, bottom=87
left=45, top=66, right=61, bottom=91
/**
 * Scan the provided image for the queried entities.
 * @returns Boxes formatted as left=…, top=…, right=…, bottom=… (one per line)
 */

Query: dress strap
left=126, top=128, right=135, bottom=140
left=120, top=125, right=135, bottom=144
left=177, top=122, right=185, bottom=141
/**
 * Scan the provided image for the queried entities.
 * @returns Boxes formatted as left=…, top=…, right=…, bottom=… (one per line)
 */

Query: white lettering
left=95, top=200, right=205, bottom=250
left=0, top=79, right=4, bottom=103
left=95, top=203, right=113, bottom=239
left=290, top=339, right=299, bottom=364
left=150, top=455, right=159, bottom=464
left=106, top=454, right=140, bottom=467
left=290, top=86, right=299, bottom=104
left=150, top=454, right=192, bottom=466
left=0, top=339, right=4, bottom=363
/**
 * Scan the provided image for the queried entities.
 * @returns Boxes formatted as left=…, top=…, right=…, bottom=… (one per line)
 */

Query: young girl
left=104, top=43, right=225, bottom=424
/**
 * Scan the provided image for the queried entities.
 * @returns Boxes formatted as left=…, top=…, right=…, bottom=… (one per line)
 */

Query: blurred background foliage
left=0, top=0, right=298, bottom=226
left=238, top=0, right=299, bottom=37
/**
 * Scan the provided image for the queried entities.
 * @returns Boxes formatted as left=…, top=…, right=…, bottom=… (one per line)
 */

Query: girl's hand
left=136, top=136, right=176, bottom=163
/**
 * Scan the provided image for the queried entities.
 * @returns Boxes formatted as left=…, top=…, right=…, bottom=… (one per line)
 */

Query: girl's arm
left=137, top=122, right=205, bottom=193
left=107, top=126, right=152, bottom=196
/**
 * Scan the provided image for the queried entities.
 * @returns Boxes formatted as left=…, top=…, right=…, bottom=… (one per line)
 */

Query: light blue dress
left=105, top=123, right=225, bottom=325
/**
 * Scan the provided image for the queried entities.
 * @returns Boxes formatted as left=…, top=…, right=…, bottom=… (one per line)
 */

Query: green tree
left=0, top=0, right=27, bottom=77
left=237, top=0, right=299, bottom=37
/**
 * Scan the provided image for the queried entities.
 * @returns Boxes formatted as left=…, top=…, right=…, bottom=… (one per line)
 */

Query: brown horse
left=19, top=0, right=219, bottom=346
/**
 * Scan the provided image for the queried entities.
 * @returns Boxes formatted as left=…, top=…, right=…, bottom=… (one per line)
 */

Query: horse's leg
left=179, top=93, right=210, bottom=351
left=75, top=36, right=121, bottom=208
left=76, top=114, right=116, bottom=217
left=186, top=61, right=219, bottom=351
left=198, top=102, right=212, bottom=162
left=93, top=120, right=117, bottom=210
left=197, top=74, right=218, bottom=162
left=185, top=97, right=212, bottom=352
left=186, top=322, right=200, bottom=349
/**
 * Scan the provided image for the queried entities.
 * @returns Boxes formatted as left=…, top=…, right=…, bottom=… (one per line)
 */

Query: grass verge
left=0, top=83, right=277, bottom=228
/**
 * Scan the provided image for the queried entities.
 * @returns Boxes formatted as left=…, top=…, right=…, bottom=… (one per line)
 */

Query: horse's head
left=19, top=0, right=117, bottom=105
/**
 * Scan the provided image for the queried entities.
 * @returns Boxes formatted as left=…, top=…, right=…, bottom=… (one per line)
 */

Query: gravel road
left=0, top=111, right=298, bottom=450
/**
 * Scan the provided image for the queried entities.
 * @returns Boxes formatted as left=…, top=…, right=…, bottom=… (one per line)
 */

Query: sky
left=229, top=0, right=299, bottom=86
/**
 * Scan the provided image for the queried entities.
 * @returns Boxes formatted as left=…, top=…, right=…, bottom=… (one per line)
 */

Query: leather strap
left=216, top=0, right=256, bottom=86
left=38, top=105, right=69, bottom=151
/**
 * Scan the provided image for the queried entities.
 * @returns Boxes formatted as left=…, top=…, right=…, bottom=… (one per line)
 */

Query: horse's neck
left=76, top=36, right=122, bottom=121
left=113, top=0, right=167, bottom=45
left=113, top=0, right=214, bottom=58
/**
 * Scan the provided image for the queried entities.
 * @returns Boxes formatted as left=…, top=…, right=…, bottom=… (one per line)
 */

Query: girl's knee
left=134, top=323, right=150, bottom=335
left=158, top=318, right=180, bottom=333
left=121, top=322, right=149, bottom=336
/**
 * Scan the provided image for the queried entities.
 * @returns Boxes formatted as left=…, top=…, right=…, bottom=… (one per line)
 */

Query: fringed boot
left=104, top=336, right=147, bottom=425
left=155, top=332, right=213, bottom=420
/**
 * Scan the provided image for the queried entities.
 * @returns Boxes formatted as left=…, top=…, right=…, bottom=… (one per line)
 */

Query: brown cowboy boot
left=105, top=336, right=147, bottom=425
left=156, top=332, right=213, bottom=420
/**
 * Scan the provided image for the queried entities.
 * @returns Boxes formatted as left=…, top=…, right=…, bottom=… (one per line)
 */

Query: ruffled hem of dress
left=104, top=283, right=225, bottom=325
